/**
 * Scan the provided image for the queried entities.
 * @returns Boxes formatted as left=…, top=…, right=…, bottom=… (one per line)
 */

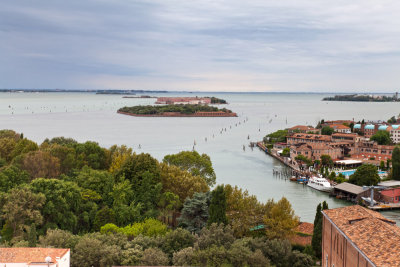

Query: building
left=290, top=143, right=342, bottom=161
left=288, top=125, right=319, bottom=134
left=380, top=187, right=400, bottom=203
left=352, top=141, right=394, bottom=161
left=0, top=248, right=70, bottom=267
left=155, top=97, right=211, bottom=105
left=331, top=133, right=359, bottom=144
left=332, top=182, right=368, bottom=202
left=330, top=124, right=351, bottom=134
left=323, top=120, right=354, bottom=126
left=322, top=205, right=400, bottom=267
left=286, top=133, right=332, bottom=145
left=389, top=125, right=400, bottom=143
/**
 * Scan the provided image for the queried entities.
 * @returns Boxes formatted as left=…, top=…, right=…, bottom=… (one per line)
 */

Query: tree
left=74, top=141, right=109, bottom=170
left=196, top=223, right=235, bottom=250
left=1, top=187, right=45, bottom=238
left=108, top=145, right=133, bottom=173
left=295, top=155, right=312, bottom=167
left=263, top=197, right=299, bottom=240
left=370, top=130, right=392, bottom=145
left=39, top=229, right=80, bottom=250
left=160, top=228, right=195, bottom=258
left=311, top=201, right=329, bottom=258
left=320, top=154, right=333, bottom=167
left=380, top=160, right=385, bottom=171
left=349, top=164, right=380, bottom=186
left=263, top=130, right=288, bottom=144
left=388, top=116, right=397, bottom=124
left=72, top=235, right=121, bottom=267
left=93, top=206, right=116, bottom=231
left=163, top=151, right=216, bottom=187
left=321, top=126, right=334, bottom=135
left=224, top=184, right=267, bottom=237
left=208, top=185, right=228, bottom=226
left=178, top=192, right=210, bottom=234
left=0, top=138, right=17, bottom=162
left=140, top=248, right=169, bottom=266
left=45, top=143, right=78, bottom=174
left=391, top=146, right=400, bottom=180
left=30, top=178, right=82, bottom=232
left=159, top=163, right=209, bottom=203
left=20, top=151, right=61, bottom=179
left=28, top=223, right=37, bottom=247
left=0, top=165, right=30, bottom=193
left=73, top=166, right=114, bottom=206
left=158, top=191, right=181, bottom=218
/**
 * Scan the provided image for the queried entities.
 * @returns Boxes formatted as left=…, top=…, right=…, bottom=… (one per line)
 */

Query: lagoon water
left=1, top=91, right=400, bottom=223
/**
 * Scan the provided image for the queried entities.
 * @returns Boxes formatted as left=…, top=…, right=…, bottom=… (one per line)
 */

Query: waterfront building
left=352, top=141, right=394, bottom=161
left=332, top=182, right=369, bottom=203
left=380, top=187, right=400, bottom=203
left=290, top=143, right=342, bottom=161
left=330, top=124, right=351, bottom=133
left=288, top=125, right=320, bottom=134
left=286, top=133, right=331, bottom=145
left=0, top=247, right=70, bottom=267
left=322, top=205, right=400, bottom=267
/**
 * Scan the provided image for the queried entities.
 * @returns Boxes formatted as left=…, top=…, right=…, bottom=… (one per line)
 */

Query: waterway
left=1, top=91, right=399, bottom=223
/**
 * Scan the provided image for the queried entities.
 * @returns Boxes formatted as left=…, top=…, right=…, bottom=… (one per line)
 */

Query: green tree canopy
left=349, top=164, right=380, bottom=186
left=163, top=151, right=216, bottom=187
left=321, top=126, right=334, bottom=135
left=178, top=192, right=210, bottom=234
left=320, top=154, right=333, bottom=167
left=391, top=146, right=400, bottom=180
left=208, top=185, right=228, bottom=226
left=370, top=130, right=392, bottom=145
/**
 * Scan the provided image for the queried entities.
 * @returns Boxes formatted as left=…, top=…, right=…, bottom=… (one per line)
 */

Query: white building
left=0, top=248, right=70, bottom=267
left=389, top=125, right=400, bottom=144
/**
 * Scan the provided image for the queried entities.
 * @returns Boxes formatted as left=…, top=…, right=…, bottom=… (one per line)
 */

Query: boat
left=307, top=176, right=332, bottom=192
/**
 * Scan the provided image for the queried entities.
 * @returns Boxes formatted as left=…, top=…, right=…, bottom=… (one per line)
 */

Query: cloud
left=1, top=0, right=400, bottom=92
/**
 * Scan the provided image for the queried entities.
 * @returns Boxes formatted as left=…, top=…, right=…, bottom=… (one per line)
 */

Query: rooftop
left=288, top=125, right=317, bottom=131
left=0, top=247, right=69, bottom=264
left=333, top=182, right=366, bottom=195
left=289, top=133, right=331, bottom=142
left=323, top=205, right=400, bottom=266
left=378, top=180, right=400, bottom=187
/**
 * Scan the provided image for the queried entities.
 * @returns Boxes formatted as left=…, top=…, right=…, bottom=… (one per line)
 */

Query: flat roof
left=335, top=159, right=363, bottom=165
left=334, top=182, right=366, bottom=195
left=378, top=180, right=400, bottom=187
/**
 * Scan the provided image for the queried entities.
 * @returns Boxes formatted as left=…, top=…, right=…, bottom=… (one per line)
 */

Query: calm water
left=1, top=91, right=399, bottom=223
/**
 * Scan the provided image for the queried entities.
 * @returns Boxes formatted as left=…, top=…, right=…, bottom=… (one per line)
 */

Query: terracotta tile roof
left=0, top=247, right=69, bottom=263
left=296, top=222, right=314, bottom=235
left=288, top=133, right=332, bottom=142
left=323, top=205, right=400, bottom=266
left=291, top=222, right=314, bottom=246
left=330, top=124, right=350, bottom=129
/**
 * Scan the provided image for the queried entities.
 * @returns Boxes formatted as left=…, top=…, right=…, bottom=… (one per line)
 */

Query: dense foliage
left=349, top=164, right=380, bottom=186
left=118, top=104, right=233, bottom=115
left=370, top=130, right=392, bottom=145
left=263, top=130, right=288, bottom=144
left=209, top=97, right=227, bottom=104
left=0, top=129, right=313, bottom=266
left=391, top=146, right=400, bottom=180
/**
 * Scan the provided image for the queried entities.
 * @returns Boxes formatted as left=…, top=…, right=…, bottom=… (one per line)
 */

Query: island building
left=0, top=247, right=70, bottom=267
left=287, top=125, right=320, bottom=134
left=329, top=124, right=351, bottom=133
left=155, top=97, right=211, bottom=105
left=322, top=205, right=400, bottom=267
left=323, top=120, right=354, bottom=126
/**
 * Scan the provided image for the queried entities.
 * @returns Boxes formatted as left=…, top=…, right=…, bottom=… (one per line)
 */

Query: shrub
left=196, top=223, right=235, bottom=250
left=140, top=247, right=169, bottom=266
left=172, top=247, right=196, bottom=266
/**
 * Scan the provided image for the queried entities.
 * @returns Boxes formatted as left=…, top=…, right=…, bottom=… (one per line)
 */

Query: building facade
left=0, top=248, right=70, bottom=267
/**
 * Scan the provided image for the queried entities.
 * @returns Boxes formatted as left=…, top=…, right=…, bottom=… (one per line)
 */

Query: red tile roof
left=323, top=205, right=400, bottom=266
left=0, top=247, right=69, bottom=263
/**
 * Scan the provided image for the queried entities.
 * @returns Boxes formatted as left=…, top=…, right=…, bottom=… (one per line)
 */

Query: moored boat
left=307, top=176, right=332, bottom=192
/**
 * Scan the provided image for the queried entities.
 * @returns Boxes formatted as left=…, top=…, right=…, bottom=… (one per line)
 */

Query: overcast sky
left=1, top=0, right=400, bottom=92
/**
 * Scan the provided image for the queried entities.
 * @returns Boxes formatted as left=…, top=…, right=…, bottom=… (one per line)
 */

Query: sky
left=1, top=0, right=400, bottom=92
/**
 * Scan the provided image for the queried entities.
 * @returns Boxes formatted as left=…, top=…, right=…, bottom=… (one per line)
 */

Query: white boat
left=307, top=176, right=332, bottom=192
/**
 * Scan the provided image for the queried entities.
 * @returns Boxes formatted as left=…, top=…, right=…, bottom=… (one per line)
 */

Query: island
left=322, top=93, right=399, bottom=102
left=117, top=104, right=237, bottom=117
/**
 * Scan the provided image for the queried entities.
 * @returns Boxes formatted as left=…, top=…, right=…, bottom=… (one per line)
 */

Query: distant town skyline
left=1, top=1, right=400, bottom=92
